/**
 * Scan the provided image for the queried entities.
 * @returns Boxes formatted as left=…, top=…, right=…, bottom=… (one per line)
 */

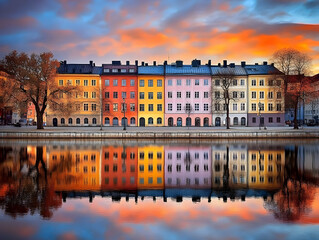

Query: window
left=130, top=91, right=135, bottom=99
left=177, top=92, right=181, bottom=98
left=84, top=104, right=88, bottom=111
left=252, top=79, right=256, bottom=86
left=120, top=69, right=127, bottom=73
left=76, top=79, right=80, bottom=86
left=92, top=92, right=96, bottom=98
left=130, top=103, right=135, bottom=111
left=177, top=104, right=182, bottom=111
left=105, top=104, right=110, bottom=111
left=140, top=104, right=144, bottom=111
left=67, top=80, right=72, bottom=85
left=168, top=79, right=172, bottom=86
left=177, top=79, right=182, bottom=86
left=140, top=79, right=144, bottom=87
left=139, top=92, right=144, bottom=99
left=186, top=103, right=191, bottom=111
left=277, top=117, right=281, bottom=123
left=252, top=91, right=256, bottom=99
left=268, top=103, right=273, bottom=111
left=104, top=68, right=110, bottom=73
left=148, top=92, right=153, bottom=99
left=259, top=79, right=264, bottom=86
left=148, top=117, right=153, bottom=125
left=195, top=104, right=199, bottom=111
left=241, top=79, right=245, bottom=85
left=59, top=80, right=63, bottom=86
left=113, top=103, right=118, bottom=111
left=268, top=92, right=273, bottom=99
left=277, top=104, right=281, bottom=111
left=59, top=92, right=63, bottom=98
left=233, top=103, right=237, bottom=111
left=195, top=79, right=199, bottom=85
left=168, top=92, right=172, bottom=98
left=157, top=79, right=162, bottom=87
left=252, top=103, right=256, bottom=111
left=240, top=92, right=245, bottom=98
left=186, top=92, right=191, bottom=98
left=105, top=92, right=109, bottom=98
left=277, top=92, right=282, bottom=99
left=259, top=103, right=264, bottom=111
left=129, top=69, right=134, bottom=73
left=252, top=117, right=256, bottom=123
left=113, top=92, right=118, bottom=98
left=92, top=104, right=97, bottom=111
left=84, top=79, right=88, bottom=86
left=157, top=118, right=162, bottom=124
left=113, top=79, right=118, bottom=86
left=204, top=79, right=209, bottom=85
left=91, top=79, right=96, bottom=86
left=84, top=92, right=88, bottom=98
left=204, top=104, right=208, bottom=111
left=168, top=104, right=172, bottom=111
left=157, top=92, right=162, bottom=99
left=204, top=92, right=208, bottom=98
left=130, top=79, right=135, bottom=86
left=215, top=79, right=220, bottom=86
left=148, top=104, right=153, bottom=111
left=122, top=79, right=126, bottom=86
left=112, top=69, right=118, bottom=73
left=195, top=92, right=199, bottom=98
left=233, top=79, right=237, bottom=86
left=148, top=79, right=153, bottom=87
left=186, top=79, right=191, bottom=85
left=233, top=91, right=238, bottom=98
left=241, top=103, right=245, bottom=111
left=260, top=91, right=264, bottom=99
left=105, top=79, right=109, bottom=86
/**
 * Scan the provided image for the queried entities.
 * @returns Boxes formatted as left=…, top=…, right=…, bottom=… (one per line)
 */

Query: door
left=168, top=117, right=173, bottom=127
left=177, top=117, right=182, bottom=127
left=186, top=117, right=191, bottom=127
left=139, top=117, right=145, bottom=127
left=195, top=118, right=200, bottom=127
left=53, top=118, right=58, bottom=127
left=215, top=117, right=221, bottom=127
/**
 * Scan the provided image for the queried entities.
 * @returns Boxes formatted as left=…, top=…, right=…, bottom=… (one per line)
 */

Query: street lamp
left=258, top=102, right=262, bottom=130
left=122, top=97, right=126, bottom=131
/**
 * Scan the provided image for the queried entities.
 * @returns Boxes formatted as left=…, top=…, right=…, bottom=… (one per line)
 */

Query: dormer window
left=121, top=69, right=127, bottom=73
left=129, top=69, right=134, bottom=72
left=103, top=68, right=110, bottom=73
left=112, top=69, right=118, bottom=73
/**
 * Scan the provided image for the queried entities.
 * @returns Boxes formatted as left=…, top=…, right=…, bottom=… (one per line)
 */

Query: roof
left=165, top=65, right=211, bottom=75
left=244, top=64, right=282, bottom=75
left=138, top=66, right=164, bottom=75
left=211, top=66, right=247, bottom=76
left=58, top=64, right=101, bottom=75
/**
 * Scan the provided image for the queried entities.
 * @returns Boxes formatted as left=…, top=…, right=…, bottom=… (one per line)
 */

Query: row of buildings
left=45, top=59, right=286, bottom=127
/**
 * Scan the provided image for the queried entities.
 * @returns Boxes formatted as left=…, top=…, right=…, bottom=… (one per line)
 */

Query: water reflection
left=0, top=141, right=319, bottom=223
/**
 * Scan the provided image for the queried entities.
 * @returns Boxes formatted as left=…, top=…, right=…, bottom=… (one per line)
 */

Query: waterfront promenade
left=1, top=125, right=319, bottom=139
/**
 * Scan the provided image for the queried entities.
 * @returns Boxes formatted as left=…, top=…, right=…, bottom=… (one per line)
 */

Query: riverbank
left=1, top=126, right=319, bottom=139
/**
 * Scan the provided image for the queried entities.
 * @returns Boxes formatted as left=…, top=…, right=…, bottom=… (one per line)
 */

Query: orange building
left=101, top=61, right=138, bottom=126
left=101, top=146, right=138, bottom=190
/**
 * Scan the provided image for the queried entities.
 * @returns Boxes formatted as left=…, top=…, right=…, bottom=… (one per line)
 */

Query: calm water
left=1, top=139, right=319, bottom=240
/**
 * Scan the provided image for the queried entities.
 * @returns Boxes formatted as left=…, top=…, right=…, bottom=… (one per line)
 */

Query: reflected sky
left=1, top=140, right=319, bottom=239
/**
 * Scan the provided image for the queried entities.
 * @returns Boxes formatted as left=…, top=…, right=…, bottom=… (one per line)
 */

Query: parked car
left=307, top=120, right=316, bottom=126
left=14, top=122, right=21, bottom=127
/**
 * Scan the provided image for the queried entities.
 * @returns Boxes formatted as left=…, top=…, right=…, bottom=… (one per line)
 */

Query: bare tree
left=213, top=69, right=237, bottom=129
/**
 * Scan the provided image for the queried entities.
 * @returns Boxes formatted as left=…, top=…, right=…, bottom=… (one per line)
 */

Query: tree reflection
left=0, top=146, right=62, bottom=219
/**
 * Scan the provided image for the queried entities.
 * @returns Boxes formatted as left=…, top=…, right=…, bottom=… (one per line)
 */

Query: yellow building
left=137, top=65, right=165, bottom=126
left=245, top=63, right=285, bottom=126
left=248, top=148, right=285, bottom=190
left=47, top=145, right=101, bottom=191
left=137, top=145, right=164, bottom=189
left=46, top=61, right=102, bottom=126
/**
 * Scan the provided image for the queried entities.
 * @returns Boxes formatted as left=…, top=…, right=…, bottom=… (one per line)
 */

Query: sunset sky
left=0, top=0, right=318, bottom=72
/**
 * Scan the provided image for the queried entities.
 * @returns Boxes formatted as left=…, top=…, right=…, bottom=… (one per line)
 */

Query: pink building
left=165, top=60, right=212, bottom=126
left=164, top=145, right=212, bottom=188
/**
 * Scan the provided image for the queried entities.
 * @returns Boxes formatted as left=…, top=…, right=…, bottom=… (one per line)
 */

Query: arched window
left=61, top=118, right=65, bottom=124
left=204, top=117, right=209, bottom=127
left=92, top=118, right=97, bottom=124
left=177, top=117, right=182, bottom=127
left=76, top=118, right=80, bottom=124
left=233, top=117, right=238, bottom=125
left=139, top=117, right=145, bottom=127
left=157, top=117, right=162, bottom=125
left=105, top=117, right=110, bottom=125
left=215, top=117, right=221, bottom=126
left=68, top=118, right=73, bottom=125
left=130, top=117, right=136, bottom=125
left=195, top=117, right=200, bottom=127
left=186, top=117, right=191, bottom=127
left=148, top=117, right=153, bottom=125
left=53, top=118, right=58, bottom=127
left=168, top=117, right=173, bottom=127
left=84, top=118, right=88, bottom=124
left=113, top=117, right=118, bottom=126
left=241, top=117, right=246, bottom=126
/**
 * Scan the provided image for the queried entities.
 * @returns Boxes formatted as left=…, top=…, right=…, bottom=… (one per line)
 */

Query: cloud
left=58, top=0, right=92, bottom=19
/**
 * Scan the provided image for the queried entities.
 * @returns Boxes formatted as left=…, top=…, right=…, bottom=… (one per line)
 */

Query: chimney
left=135, top=60, right=138, bottom=66
left=112, top=61, right=121, bottom=65
left=145, top=63, right=148, bottom=66
left=63, top=60, right=67, bottom=65
left=255, top=63, right=259, bottom=65
left=176, top=60, right=183, bottom=67
left=191, top=59, right=199, bottom=67
left=126, top=61, right=130, bottom=65
left=223, top=60, right=227, bottom=68
left=153, top=61, right=156, bottom=66
left=263, top=61, right=267, bottom=65
left=230, top=63, right=235, bottom=68
left=208, top=60, right=211, bottom=66
left=89, top=60, right=93, bottom=66
left=241, top=61, right=246, bottom=67
left=164, top=61, right=167, bottom=65
left=218, top=63, right=221, bottom=67
left=142, top=62, right=145, bottom=66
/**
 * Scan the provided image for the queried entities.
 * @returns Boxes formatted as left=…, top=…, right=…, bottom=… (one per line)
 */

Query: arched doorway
left=204, top=117, right=209, bottom=127
left=168, top=117, right=173, bottom=126
left=177, top=117, right=182, bottom=127
left=186, top=117, right=191, bottom=127
left=53, top=118, right=58, bottom=127
left=92, top=118, right=97, bottom=125
left=148, top=117, right=153, bottom=125
left=121, top=117, right=128, bottom=126
left=68, top=118, right=73, bottom=125
left=84, top=118, right=88, bottom=124
left=157, top=117, right=162, bottom=125
left=76, top=118, right=80, bottom=124
left=215, top=117, right=221, bottom=126
left=130, top=117, right=136, bottom=125
left=233, top=117, right=238, bottom=125
left=241, top=117, right=246, bottom=126
left=105, top=117, right=110, bottom=125
left=113, top=117, right=119, bottom=126
left=61, top=118, right=65, bottom=125
left=139, top=117, right=145, bottom=127
left=195, top=117, right=200, bottom=127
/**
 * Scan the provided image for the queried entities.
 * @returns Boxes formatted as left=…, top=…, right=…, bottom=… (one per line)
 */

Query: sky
left=0, top=0, right=319, bottom=72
